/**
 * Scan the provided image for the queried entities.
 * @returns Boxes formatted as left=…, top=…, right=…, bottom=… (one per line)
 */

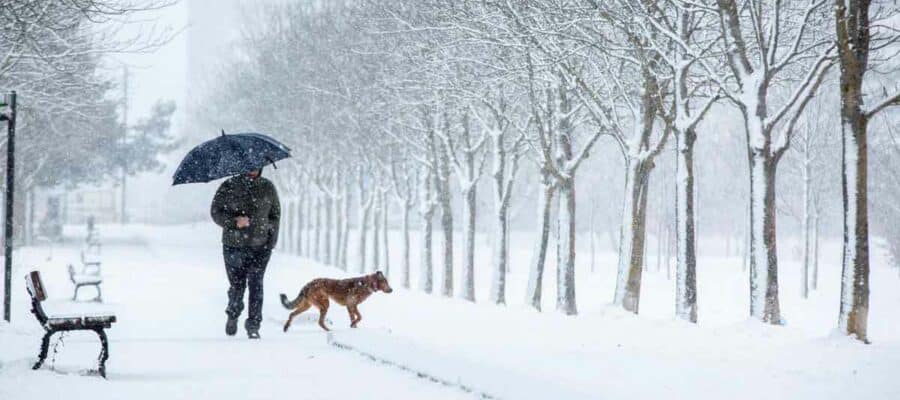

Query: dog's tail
left=280, top=288, right=306, bottom=309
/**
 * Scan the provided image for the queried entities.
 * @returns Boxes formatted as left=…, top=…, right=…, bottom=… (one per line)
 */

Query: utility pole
left=1, top=91, right=17, bottom=322
left=120, top=66, right=129, bottom=224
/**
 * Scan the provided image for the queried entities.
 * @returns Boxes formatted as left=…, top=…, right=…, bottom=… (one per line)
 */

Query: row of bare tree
left=197, top=0, right=900, bottom=343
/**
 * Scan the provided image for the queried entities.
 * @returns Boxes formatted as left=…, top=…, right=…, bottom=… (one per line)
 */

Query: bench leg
left=32, top=331, right=54, bottom=371
left=94, top=328, right=109, bottom=378
left=73, top=284, right=81, bottom=301
left=94, top=285, right=102, bottom=303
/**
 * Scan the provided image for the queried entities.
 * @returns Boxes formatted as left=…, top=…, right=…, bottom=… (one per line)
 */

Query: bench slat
left=26, top=271, right=47, bottom=302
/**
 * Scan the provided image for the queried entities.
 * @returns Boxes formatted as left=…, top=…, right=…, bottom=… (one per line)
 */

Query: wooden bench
left=26, top=270, right=116, bottom=378
left=68, top=245, right=103, bottom=302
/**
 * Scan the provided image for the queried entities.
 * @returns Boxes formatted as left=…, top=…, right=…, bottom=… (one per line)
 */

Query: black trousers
left=223, top=245, right=272, bottom=330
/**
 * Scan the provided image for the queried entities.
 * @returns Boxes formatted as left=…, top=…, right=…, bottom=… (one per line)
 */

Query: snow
left=524, top=183, right=553, bottom=309
left=838, top=121, right=859, bottom=332
left=739, top=71, right=767, bottom=150
left=674, top=134, right=694, bottom=321
left=614, top=161, right=638, bottom=307
left=0, top=224, right=468, bottom=400
left=555, top=184, right=576, bottom=314
left=3, top=223, right=900, bottom=399
left=489, top=209, right=507, bottom=305
left=749, top=155, right=770, bottom=319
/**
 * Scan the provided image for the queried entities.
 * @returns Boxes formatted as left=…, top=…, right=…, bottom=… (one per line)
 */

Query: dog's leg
left=316, top=298, right=330, bottom=331
left=283, top=300, right=312, bottom=332
left=349, top=305, right=361, bottom=328
left=346, top=306, right=356, bottom=328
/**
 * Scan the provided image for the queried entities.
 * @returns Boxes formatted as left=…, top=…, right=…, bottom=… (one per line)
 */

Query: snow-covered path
left=2, top=223, right=899, bottom=399
left=0, top=225, right=472, bottom=400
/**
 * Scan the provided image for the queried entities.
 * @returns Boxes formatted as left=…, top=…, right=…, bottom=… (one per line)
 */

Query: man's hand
left=235, top=216, right=250, bottom=229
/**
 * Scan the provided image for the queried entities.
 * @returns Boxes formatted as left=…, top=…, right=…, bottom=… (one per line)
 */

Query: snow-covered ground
left=0, top=224, right=472, bottom=400
left=1, top=223, right=899, bottom=399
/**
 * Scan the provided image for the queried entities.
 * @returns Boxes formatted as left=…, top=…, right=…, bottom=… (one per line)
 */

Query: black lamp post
left=1, top=91, right=16, bottom=322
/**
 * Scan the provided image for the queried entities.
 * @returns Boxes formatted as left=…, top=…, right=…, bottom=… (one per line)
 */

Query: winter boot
left=246, top=319, right=261, bottom=339
left=225, top=316, right=238, bottom=336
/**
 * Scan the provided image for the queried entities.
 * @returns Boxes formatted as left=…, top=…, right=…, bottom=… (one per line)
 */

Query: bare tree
left=389, top=151, right=420, bottom=289
left=438, top=109, right=488, bottom=301
left=628, top=0, right=721, bottom=322
left=472, top=89, right=524, bottom=305
left=419, top=162, right=438, bottom=293
left=834, top=0, right=900, bottom=343
left=704, top=0, right=835, bottom=324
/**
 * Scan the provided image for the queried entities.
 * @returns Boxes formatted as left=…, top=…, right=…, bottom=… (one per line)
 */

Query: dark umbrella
left=172, top=131, right=291, bottom=185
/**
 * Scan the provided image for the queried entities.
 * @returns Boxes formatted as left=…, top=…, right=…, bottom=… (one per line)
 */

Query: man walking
left=211, top=169, right=280, bottom=339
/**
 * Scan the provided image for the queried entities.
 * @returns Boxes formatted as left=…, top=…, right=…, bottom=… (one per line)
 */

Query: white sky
left=112, top=1, right=189, bottom=129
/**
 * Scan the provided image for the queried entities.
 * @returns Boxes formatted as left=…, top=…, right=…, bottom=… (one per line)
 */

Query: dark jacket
left=211, top=175, right=281, bottom=249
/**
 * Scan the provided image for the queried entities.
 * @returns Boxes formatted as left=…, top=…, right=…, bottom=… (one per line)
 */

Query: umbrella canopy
left=172, top=131, right=291, bottom=185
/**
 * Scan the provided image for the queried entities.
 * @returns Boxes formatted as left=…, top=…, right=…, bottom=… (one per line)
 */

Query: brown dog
left=280, top=271, right=393, bottom=332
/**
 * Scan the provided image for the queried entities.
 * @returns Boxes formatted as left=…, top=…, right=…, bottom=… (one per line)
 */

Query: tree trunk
left=296, top=193, right=304, bottom=256
left=505, top=211, right=511, bottom=273
left=358, top=199, right=371, bottom=274
left=838, top=115, right=870, bottom=341
left=835, top=0, right=871, bottom=343
left=299, top=194, right=305, bottom=256
left=372, top=194, right=381, bottom=273
left=382, top=191, right=390, bottom=278
left=324, top=196, right=333, bottom=265
left=812, top=206, right=819, bottom=290
left=334, top=194, right=343, bottom=267
left=525, top=181, right=555, bottom=310
left=614, top=159, right=653, bottom=314
left=837, top=72, right=870, bottom=342
left=285, top=200, right=294, bottom=254
left=401, top=201, right=411, bottom=288
left=801, top=155, right=812, bottom=299
left=437, top=174, right=454, bottom=298
left=556, top=179, right=577, bottom=315
left=420, top=208, right=435, bottom=293
left=292, top=200, right=300, bottom=254
left=439, top=203, right=453, bottom=297
left=460, top=186, right=476, bottom=302
left=339, top=190, right=351, bottom=270
left=490, top=198, right=509, bottom=305
left=314, top=195, right=322, bottom=262
left=675, top=129, right=698, bottom=322
left=305, top=194, right=313, bottom=258
left=490, top=134, right=514, bottom=304
left=748, top=151, right=782, bottom=324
